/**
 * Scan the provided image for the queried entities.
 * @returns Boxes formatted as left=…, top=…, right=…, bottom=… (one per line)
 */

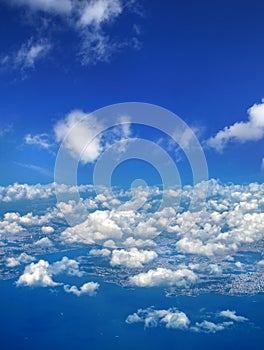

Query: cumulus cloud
left=54, top=110, right=103, bottom=163
left=110, top=248, right=157, bottom=268
left=126, top=306, right=247, bottom=333
left=207, top=99, right=264, bottom=152
left=0, top=183, right=55, bottom=202
left=89, top=248, right=111, bottom=257
left=34, top=237, right=54, bottom=248
left=6, top=253, right=35, bottom=267
left=2, top=179, right=264, bottom=288
left=129, top=267, right=197, bottom=288
left=16, top=259, right=59, bottom=287
left=126, top=307, right=190, bottom=330
left=191, top=320, right=233, bottom=333
left=219, top=310, right=248, bottom=322
left=63, top=282, right=99, bottom=296
left=61, top=209, right=124, bottom=244
left=49, top=256, right=83, bottom=277
left=16, top=256, right=83, bottom=287
left=41, top=226, right=55, bottom=234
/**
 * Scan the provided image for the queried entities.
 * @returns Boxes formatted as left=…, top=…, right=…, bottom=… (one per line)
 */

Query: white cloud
left=34, top=237, right=54, bottom=248
left=122, top=237, right=156, bottom=248
left=63, top=282, right=99, bottom=296
left=54, top=110, right=103, bottom=163
left=49, top=256, right=83, bottom=277
left=60, top=209, right=125, bottom=244
left=129, top=267, right=198, bottom=288
left=6, top=253, right=35, bottom=267
left=89, top=248, right=111, bottom=257
left=41, top=226, right=55, bottom=234
left=2, top=38, right=51, bottom=76
left=126, top=306, right=249, bottom=333
left=126, top=307, right=190, bottom=330
left=16, top=259, right=59, bottom=287
left=110, top=248, right=157, bottom=268
left=219, top=310, right=248, bottom=322
left=24, top=133, right=52, bottom=149
left=9, top=0, right=72, bottom=14
left=0, top=183, right=54, bottom=202
left=3, top=0, right=140, bottom=68
left=207, top=99, right=264, bottom=152
left=192, top=320, right=233, bottom=333
left=257, top=259, right=264, bottom=266
left=16, top=256, right=83, bottom=287
left=78, top=0, right=122, bottom=27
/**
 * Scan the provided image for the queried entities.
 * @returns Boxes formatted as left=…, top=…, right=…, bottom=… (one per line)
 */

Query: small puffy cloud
left=54, top=110, right=103, bottom=163
left=6, top=253, right=35, bottom=267
left=219, top=310, right=248, bottom=322
left=207, top=99, right=264, bottom=152
left=126, top=306, right=249, bottom=333
left=257, top=259, right=264, bottom=266
left=192, top=320, right=233, bottom=333
left=89, top=248, right=111, bottom=257
left=103, top=239, right=117, bottom=248
left=41, top=226, right=55, bottom=234
left=129, top=267, right=197, bottom=287
left=16, top=259, right=59, bottom=287
left=126, top=307, right=190, bottom=330
left=64, top=282, right=99, bottom=296
left=34, top=237, right=54, bottom=248
left=110, top=248, right=157, bottom=268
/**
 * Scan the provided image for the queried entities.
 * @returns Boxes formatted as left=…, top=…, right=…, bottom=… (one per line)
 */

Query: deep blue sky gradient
left=1, top=0, right=264, bottom=185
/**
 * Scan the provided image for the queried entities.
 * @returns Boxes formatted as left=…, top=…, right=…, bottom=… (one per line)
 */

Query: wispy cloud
left=24, top=133, right=53, bottom=149
left=0, top=124, right=13, bottom=138
left=14, top=161, right=53, bottom=178
left=1, top=38, right=51, bottom=77
left=2, top=0, right=141, bottom=71
left=9, top=0, right=72, bottom=15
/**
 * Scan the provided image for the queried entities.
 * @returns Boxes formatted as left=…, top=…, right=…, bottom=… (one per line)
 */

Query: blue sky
left=1, top=0, right=264, bottom=185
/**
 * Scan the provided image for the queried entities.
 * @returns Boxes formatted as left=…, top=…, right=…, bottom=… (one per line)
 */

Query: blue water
left=0, top=276, right=263, bottom=350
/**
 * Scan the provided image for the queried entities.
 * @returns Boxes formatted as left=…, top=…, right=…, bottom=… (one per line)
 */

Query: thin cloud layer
left=2, top=0, right=141, bottom=73
left=1, top=38, right=51, bottom=77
